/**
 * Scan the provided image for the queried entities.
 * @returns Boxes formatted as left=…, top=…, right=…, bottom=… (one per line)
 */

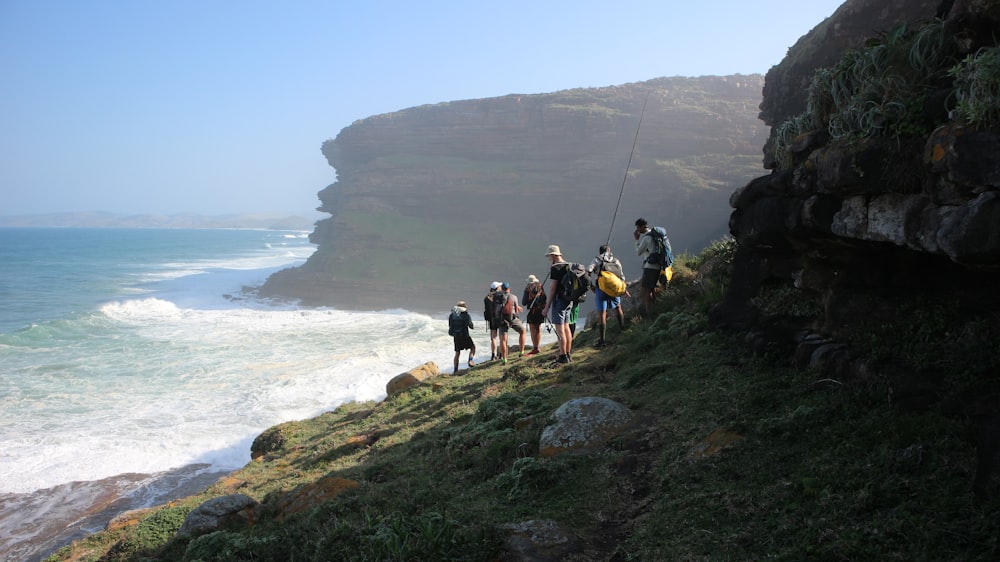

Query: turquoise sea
left=0, top=228, right=470, bottom=561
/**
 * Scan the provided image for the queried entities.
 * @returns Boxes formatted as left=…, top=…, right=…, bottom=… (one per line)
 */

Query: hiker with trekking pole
left=522, top=274, right=547, bottom=356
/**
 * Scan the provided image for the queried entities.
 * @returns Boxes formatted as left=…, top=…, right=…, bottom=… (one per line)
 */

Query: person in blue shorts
left=588, top=244, right=628, bottom=347
left=541, top=244, right=574, bottom=364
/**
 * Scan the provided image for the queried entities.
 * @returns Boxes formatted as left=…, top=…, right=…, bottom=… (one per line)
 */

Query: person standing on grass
left=634, top=217, right=672, bottom=315
left=448, top=300, right=475, bottom=373
left=494, top=282, right=525, bottom=364
left=588, top=244, right=628, bottom=347
left=483, top=281, right=501, bottom=360
left=522, top=274, right=546, bottom=355
left=541, top=244, right=574, bottom=365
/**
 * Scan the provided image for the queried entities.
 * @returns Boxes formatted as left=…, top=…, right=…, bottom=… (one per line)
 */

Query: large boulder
left=385, top=361, right=440, bottom=397
left=539, top=397, right=634, bottom=457
left=177, top=494, right=258, bottom=538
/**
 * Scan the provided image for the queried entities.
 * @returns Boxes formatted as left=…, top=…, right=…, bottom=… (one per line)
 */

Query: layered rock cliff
left=717, top=0, right=1000, bottom=496
left=260, top=76, right=768, bottom=312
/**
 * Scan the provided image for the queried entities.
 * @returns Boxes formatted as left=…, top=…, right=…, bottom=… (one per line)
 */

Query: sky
left=0, top=0, right=846, bottom=218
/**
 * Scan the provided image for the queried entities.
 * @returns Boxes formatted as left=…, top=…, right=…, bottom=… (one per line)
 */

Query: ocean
left=0, top=227, right=496, bottom=561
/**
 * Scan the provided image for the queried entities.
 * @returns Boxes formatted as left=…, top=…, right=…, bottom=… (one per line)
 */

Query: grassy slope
left=50, top=246, right=999, bottom=561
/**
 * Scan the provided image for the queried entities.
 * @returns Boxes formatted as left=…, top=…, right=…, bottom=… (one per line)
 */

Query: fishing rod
left=605, top=95, right=648, bottom=247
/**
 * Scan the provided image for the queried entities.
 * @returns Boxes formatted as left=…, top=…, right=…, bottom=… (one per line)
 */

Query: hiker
left=483, top=281, right=501, bottom=360
left=541, top=244, right=574, bottom=364
left=634, top=217, right=672, bottom=315
left=588, top=244, right=628, bottom=347
left=448, top=300, right=476, bottom=373
left=493, top=282, right=525, bottom=363
left=522, top=274, right=546, bottom=356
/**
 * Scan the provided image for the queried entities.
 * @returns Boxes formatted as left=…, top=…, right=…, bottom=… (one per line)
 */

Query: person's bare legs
left=558, top=323, right=572, bottom=358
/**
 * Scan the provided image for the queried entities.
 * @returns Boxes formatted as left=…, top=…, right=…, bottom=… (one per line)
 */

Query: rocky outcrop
left=385, top=361, right=441, bottom=397
left=260, top=76, right=769, bottom=313
left=271, top=476, right=360, bottom=520
left=719, top=0, right=1000, bottom=498
left=759, top=0, right=942, bottom=152
left=177, top=494, right=258, bottom=538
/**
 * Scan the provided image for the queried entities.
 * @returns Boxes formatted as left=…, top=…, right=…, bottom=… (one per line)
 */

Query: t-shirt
left=549, top=261, right=567, bottom=284
left=549, top=262, right=569, bottom=306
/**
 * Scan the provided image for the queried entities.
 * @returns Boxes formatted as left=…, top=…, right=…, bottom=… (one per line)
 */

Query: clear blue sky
left=0, top=0, right=845, bottom=217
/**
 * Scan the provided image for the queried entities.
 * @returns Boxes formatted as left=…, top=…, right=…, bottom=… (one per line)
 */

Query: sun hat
left=544, top=244, right=562, bottom=256
left=525, top=274, right=539, bottom=283
left=490, top=281, right=501, bottom=290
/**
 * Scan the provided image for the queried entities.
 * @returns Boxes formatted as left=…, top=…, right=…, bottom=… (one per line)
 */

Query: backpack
left=598, top=270, right=627, bottom=297
left=492, top=291, right=514, bottom=323
left=483, top=292, right=495, bottom=321
left=525, top=281, right=546, bottom=312
left=448, top=311, right=465, bottom=337
left=557, top=263, right=589, bottom=303
left=645, top=227, right=674, bottom=268
left=595, top=253, right=627, bottom=297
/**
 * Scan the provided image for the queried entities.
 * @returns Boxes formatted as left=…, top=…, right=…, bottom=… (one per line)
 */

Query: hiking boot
left=595, top=339, right=606, bottom=348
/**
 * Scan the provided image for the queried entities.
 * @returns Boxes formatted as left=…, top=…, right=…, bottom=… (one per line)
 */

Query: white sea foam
left=0, top=301, right=459, bottom=494
left=0, top=228, right=533, bottom=499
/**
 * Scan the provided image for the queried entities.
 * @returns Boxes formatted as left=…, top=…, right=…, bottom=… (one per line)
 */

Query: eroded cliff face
left=719, top=0, right=1000, bottom=497
left=262, top=76, right=769, bottom=312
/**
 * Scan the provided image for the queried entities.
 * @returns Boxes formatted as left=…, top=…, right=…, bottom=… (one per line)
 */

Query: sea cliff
left=260, top=76, right=769, bottom=312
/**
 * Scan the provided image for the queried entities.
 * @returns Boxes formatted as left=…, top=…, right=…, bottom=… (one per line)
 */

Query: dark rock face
left=721, top=0, right=1000, bottom=498
left=260, top=76, right=769, bottom=313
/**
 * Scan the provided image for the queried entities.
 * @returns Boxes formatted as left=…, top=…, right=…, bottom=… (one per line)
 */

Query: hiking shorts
left=549, top=297, right=572, bottom=325
left=499, top=316, right=524, bottom=334
left=453, top=334, right=474, bottom=351
left=641, top=267, right=660, bottom=290
left=595, top=289, right=620, bottom=312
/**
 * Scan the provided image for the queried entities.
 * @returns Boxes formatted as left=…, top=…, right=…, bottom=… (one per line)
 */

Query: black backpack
left=491, top=291, right=511, bottom=323
left=448, top=311, right=466, bottom=336
left=557, top=263, right=589, bottom=303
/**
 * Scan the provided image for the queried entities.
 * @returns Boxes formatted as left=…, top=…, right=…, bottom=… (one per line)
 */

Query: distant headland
left=0, top=212, right=319, bottom=231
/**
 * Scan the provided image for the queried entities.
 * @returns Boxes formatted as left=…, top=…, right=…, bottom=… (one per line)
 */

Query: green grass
left=48, top=247, right=1000, bottom=561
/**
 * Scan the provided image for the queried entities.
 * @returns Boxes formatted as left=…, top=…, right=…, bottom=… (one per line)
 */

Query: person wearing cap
left=541, top=244, right=574, bottom=364
left=495, top=282, right=525, bottom=363
left=448, top=300, right=476, bottom=373
left=521, top=274, right=546, bottom=355
left=483, top=281, right=501, bottom=360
